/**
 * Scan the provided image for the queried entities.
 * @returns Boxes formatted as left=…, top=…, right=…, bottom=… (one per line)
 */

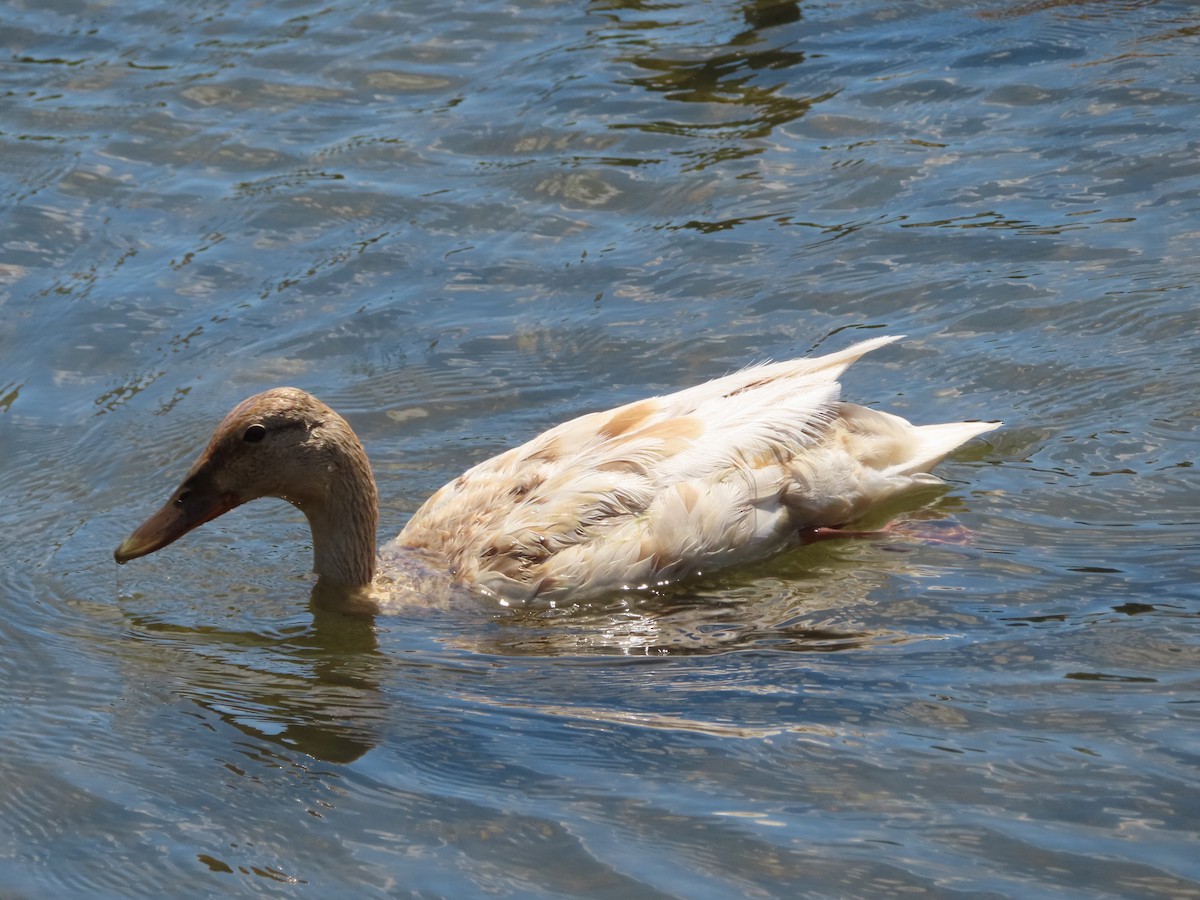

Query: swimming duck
left=115, top=335, right=998, bottom=608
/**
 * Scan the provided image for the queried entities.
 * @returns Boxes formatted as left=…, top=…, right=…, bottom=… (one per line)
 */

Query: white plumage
left=115, top=335, right=999, bottom=610
left=392, top=335, right=998, bottom=604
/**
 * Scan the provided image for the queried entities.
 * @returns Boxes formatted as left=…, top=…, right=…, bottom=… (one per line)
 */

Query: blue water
left=2, top=0, right=1199, bottom=895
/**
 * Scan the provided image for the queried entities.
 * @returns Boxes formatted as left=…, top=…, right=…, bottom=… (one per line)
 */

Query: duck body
left=115, top=336, right=998, bottom=609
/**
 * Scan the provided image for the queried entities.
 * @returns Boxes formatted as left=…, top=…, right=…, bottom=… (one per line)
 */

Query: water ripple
left=2, top=0, right=1200, bottom=895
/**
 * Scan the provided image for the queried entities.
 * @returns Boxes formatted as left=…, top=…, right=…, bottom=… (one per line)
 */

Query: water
left=2, top=0, right=1199, bottom=895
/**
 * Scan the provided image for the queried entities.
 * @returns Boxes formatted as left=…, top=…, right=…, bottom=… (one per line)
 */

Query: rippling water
left=3, top=0, right=1199, bottom=895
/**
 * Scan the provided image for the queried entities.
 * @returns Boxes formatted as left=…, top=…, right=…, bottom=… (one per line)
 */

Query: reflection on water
left=467, top=532, right=944, bottom=658
left=127, top=608, right=388, bottom=764
left=3, top=0, right=1200, bottom=895
left=606, top=0, right=814, bottom=148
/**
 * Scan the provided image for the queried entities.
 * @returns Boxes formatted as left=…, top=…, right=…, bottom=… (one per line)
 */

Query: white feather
left=391, top=336, right=999, bottom=605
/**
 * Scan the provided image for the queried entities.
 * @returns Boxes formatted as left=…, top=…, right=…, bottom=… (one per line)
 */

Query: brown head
left=114, top=388, right=380, bottom=586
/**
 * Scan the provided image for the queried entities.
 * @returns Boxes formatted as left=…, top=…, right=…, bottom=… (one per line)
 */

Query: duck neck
left=301, top=445, right=379, bottom=588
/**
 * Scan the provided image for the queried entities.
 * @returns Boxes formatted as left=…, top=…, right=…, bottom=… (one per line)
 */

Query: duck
left=114, top=335, right=998, bottom=610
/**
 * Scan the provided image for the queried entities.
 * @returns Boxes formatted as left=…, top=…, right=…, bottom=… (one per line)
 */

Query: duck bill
left=114, top=473, right=238, bottom=564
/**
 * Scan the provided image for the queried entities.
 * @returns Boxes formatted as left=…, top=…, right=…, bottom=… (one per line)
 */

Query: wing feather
left=393, top=334, right=997, bottom=604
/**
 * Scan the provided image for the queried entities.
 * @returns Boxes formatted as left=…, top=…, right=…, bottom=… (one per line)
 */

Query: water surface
left=2, top=0, right=1199, bottom=896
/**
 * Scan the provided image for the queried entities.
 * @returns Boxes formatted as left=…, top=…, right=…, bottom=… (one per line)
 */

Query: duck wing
left=393, top=335, right=995, bottom=603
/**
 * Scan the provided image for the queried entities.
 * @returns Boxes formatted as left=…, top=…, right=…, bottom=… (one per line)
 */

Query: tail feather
left=892, top=419, right=1000, bottom=477
left=836, top=402, right=1000, bottom=478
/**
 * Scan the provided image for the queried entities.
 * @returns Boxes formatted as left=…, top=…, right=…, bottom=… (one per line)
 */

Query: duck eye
left=243, top=423, right=267, bottom=443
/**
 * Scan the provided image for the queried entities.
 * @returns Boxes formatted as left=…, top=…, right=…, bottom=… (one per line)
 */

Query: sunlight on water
left=1, top=0, right=1199, bottom=895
